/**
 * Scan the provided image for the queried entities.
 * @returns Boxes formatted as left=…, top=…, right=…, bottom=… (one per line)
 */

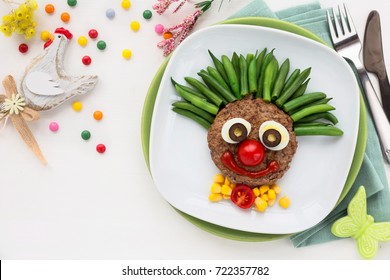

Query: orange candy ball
left=93, top=110, right=103, bottom=120
left=61, top=12, right=71, bottom=22
left=163, top=31, right=173, bottom=39
left=45, top=4, right=55, bottom=14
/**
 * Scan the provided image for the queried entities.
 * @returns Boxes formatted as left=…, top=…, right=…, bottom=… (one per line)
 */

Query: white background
left=0, top=0, right=389, bottom=260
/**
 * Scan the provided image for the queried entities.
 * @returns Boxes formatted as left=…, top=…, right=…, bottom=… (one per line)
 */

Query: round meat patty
left=207, top=97, right=298, bottom=187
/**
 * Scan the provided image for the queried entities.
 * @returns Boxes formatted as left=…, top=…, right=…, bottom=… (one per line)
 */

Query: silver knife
left=363, top=10, right=390, bottom=122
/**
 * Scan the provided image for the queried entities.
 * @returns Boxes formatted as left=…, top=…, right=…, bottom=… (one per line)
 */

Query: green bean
left=197, top=70, right=227, bottom=104
left=281, top=69, right=300, bottom=93
left=221, top=55, right=240, bottom=99
left=294, top=125, right=343, bottom=136
left=289, top=97, right=333, bottom=115
left=207, top=66, right=231, bottom=92
left=262, top=57, right=279, bottom=102
left=208, top=50, right=229, bottom=85
left=295, top=112, right=339, bottom=125
left=276, top=67, right=311, bottom=107
left=172, top=107, right=211, bottom=129
left=256, top=49, right=275, bottom=98
left=184, top=76, right=224, bottom=107
left=288, top=78, right=310, bottom=101
left=293, top=122, right=331, bottom=127
left=246, top=53, right=255, bottom=63
left=271, top=58, right=290, bottom=100
left=197, top=71, right=237, bottom=103
left=171, top=78, right=206, bottom=99
left=256, top=48, right=267, bottom=79
left=283, top=92, right=327, bottom=113
left=231, top=52, right=241, bottom=86
left=290, top=104, right=335, bottom=122
left=172, top=101, right=215, bottom=123
left=239, top=54, right=249, bottom=96
left=174, top=85, right=219, bottom=115
left=248, top=56, right=257, bottom=94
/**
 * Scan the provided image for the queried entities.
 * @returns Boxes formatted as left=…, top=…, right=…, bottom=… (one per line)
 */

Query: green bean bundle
left=170, top=49, right=342, bottom=136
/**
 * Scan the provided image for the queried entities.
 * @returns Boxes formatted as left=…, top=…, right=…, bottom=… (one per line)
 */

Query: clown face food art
left=171, top=48, right=343, bottom=211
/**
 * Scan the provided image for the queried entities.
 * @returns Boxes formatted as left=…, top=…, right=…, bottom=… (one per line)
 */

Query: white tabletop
left=0, top=0, right=389, bottom=260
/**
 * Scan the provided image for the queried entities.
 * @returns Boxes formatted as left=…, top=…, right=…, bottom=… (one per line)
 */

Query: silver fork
left=326, top=4, right=390, bottom=164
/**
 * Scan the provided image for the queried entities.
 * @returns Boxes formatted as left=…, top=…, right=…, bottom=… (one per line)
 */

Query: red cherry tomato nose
left=237, top=139, right=265, bottom=167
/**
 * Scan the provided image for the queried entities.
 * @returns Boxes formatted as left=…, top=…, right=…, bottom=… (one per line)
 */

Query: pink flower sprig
left=154, top=0, right=228, bottom=56
left=152, top=0, right=179, bottom=15
left=157, top=9, right=203, bottom=56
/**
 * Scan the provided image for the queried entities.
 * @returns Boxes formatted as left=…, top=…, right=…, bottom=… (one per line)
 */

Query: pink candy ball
left=154, top=24, right=164, bottom=34
left=49, top=122, right=59, bottom=132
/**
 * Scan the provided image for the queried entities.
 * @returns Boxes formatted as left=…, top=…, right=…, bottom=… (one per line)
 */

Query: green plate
left=141, top=17, right=367, bottom=241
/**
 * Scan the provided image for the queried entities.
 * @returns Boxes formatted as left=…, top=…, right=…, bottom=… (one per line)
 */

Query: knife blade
left=363, top=10, right=390, bottom=121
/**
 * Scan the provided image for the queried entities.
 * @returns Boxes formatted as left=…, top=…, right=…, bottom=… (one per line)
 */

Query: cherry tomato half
left=237, top=139, right=265, bottom=166
left=230, top=184, right=255, bottom=209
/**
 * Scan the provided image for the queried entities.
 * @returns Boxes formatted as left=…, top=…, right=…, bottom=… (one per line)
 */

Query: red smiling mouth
left=221, top=151, right=279, bottom=178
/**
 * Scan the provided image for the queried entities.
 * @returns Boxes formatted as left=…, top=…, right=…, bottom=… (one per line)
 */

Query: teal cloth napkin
left=231, top=0, right=390, bottom=247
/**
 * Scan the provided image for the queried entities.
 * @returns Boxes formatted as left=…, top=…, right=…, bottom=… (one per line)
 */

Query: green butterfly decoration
left=331, top=186, right=390, bottom=259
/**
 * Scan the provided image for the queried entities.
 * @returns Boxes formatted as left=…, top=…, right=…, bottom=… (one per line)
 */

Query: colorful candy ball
left=81, top=130, right=91, bottom=140
left=130, top=21, right=140, bottom=32
left=154, top=24, right=164, bottom=34
left=97, top=40, right=106, bottom=50
left=121, top=0, right=131, bottom=10
left=143, top=10, right=152, bottom=20
left=18, top=43, right=28, bottom=53
left=67, top=0, right=77, bottom=7
left=106, top=8, right=115, bottom=19
left=93, top=110, right=103, bottom=120
left=61, top=12, right=71, bottom=22
left=96, top=144, right=106, bottom=153
left=163, top=31, right=173, bottom=39
left=82, top=55, right=92, bottom=65
left=88, top=29, right=98, bottom=39
left=122, top=49, right=132, bottom=60
left=78, top=36, right=88, bottom=47
left=49, top=122, right=59, bottom=132
left=40, top=30, right=51, bottom=41
left=45, top=4, right=55, bottom=14
left=72, top=101, right=83, bottom=111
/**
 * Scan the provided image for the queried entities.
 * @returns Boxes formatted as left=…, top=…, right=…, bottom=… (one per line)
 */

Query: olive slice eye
left=259, top=121, right=290, bottom=151
left=229, top=123, right=248, bottom=142
left=221, top=118, right=251, bottom=144
left=262, top=129, right=282, bottom=148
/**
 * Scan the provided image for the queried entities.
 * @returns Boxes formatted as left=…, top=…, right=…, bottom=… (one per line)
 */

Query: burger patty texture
left=207, top=97, right=298, bottom=187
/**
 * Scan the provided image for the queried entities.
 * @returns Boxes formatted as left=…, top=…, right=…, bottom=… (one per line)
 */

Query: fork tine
left=338, top=5, right=349, bottom=33
left=342, top=3, right=356, bottom=33
left=331, top=7, right=343, bottom=37
left=326, top=10, right=338, bottom=42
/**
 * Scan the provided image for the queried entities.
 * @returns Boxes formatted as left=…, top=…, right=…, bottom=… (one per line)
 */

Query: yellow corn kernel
left=252, top=187, right=260, bottom=197
left=255, top=197, right=268, bottom=212
left=268, top=189, right=276, bottom=200
left=209, top=193, right=223, bottom=202
left=224, top=177, right=231, bottom=186
left=260, top=193, right=269, bottom=201
left=279, top=196, right=291, bottom=209
left=268, top=199, right=276, bottom=206
left=221, top=184, right=232, bottom=196
left=259, top=185, right=270, bottom=195
left=213, top=174, right=225, bottom=184
left=271, top=184, right=281, bottom=194
left=210, top=183, right=222, bottom=194
left=230, top=183, right=236, bottom=188
left=223, top=194, right=231, bottom=200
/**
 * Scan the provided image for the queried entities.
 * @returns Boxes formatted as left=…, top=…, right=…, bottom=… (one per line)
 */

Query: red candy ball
left=82, top=55, right=92, bottom=65
left=96, top=144, right=106, bottom=153
left=18, top=43, right=29, bottom=53
left=88, top=29, right=98, bottom=39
